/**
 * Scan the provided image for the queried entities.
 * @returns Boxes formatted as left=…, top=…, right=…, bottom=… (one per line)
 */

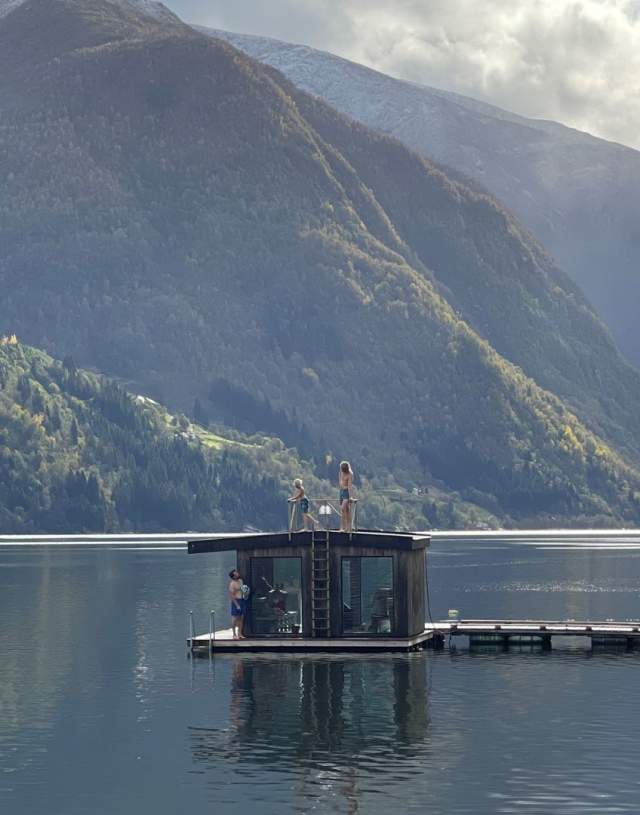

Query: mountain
left=0, top=0, right=178, bottom=21
left=209, top=29, right=640, bottom=369
left=0, top=341, right=497, bottom=532
left=5, top=0, right=640, bottom=471
left=1, top=0, right=640, bottom=528
left=0, top=340, right=299, bottom=532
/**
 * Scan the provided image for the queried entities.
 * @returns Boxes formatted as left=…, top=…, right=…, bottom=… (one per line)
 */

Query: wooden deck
left=189, top=628, right=434, bottom=653
left=426, top=619, right=640, bottom=648
left=189, top=619, right=640, bottom=654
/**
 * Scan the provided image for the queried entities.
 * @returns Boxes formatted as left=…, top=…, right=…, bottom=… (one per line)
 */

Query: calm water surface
left=2, top=538, right=640, bottom=814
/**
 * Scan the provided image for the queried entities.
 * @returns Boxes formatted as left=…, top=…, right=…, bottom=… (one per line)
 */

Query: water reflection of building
left=189, top=655, right=431, bottom=809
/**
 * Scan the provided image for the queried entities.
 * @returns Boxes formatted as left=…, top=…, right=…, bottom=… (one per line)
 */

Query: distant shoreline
left=1, top=529, right=639, bottom=546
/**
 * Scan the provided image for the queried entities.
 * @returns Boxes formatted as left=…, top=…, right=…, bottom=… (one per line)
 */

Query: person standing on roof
left=288, top=478, right=317, bottom=531
left=339, top=461, right=354, bottom=532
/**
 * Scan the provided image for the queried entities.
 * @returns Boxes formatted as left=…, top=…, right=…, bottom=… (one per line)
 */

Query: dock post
left=541, top=634, right=552, bottom=651
left=209, top=610, right=215, bottom=656
left=189, top=611, right=196, bottom=653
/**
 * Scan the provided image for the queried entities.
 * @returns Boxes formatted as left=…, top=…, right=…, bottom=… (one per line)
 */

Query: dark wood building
left=188, top=529, right=431, bottom=651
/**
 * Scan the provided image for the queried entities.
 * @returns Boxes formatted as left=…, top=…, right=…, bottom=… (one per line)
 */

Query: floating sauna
left=188, top=529, right=433, bottom=652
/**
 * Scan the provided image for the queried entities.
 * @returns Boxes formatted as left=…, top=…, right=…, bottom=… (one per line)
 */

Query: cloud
left=166, top=0, right=640, bottom=149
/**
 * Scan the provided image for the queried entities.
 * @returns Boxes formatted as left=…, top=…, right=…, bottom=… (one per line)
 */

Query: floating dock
left=185, top=522, right=640, bottom=655
left=189, top=628, right=434, bottom=653
left=426, top=619, right=640, bottom=649
left=189, top=619, right=640, bottom=654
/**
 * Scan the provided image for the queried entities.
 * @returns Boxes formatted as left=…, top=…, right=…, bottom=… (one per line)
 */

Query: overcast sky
left=163, top=0, right=640, bottom=150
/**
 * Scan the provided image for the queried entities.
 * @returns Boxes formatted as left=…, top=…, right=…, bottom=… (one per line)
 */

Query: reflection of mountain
left=0, top=551, right=81, bottom=774
left=189, top=656, right=431, bottom=806
left=0, top=546, right=228, bottom=791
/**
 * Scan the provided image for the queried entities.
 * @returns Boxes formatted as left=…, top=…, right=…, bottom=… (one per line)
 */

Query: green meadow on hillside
left=2, top=342, right=496, bottom=532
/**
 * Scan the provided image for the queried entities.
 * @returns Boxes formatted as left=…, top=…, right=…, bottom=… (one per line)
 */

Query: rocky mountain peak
left=0, top=0, right=178, bottom=20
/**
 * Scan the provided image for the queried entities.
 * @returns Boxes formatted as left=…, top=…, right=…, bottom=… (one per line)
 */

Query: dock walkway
left=426, top=619, right=640, bottom=649
left=189, top=620, right=640, bottom=654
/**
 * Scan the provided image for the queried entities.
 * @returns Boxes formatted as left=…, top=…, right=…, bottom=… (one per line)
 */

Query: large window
left=342, top=557, right=394, bottom=635
left=250, top=557, right=303, bottom=636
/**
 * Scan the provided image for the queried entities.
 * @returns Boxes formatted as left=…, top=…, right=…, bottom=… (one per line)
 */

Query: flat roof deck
left=188, top=529, right=430, bottom=554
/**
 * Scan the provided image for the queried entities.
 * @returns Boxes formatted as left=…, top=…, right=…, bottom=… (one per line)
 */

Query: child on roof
left=288, top=478, right=316, bottom=532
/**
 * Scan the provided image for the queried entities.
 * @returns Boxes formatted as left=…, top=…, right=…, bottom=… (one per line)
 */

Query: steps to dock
left=311, top=529, right=330, bottom=637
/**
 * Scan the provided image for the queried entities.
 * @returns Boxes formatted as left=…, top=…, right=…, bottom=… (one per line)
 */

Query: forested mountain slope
left=1, top=0, right=640, bottom=527
left=289, top=89, right=640, bottom=462
left=0, top=342, right=498, bottom=532
left=211, top=28, right=640, bottom=370
left=0, top=341, right=304, bottom=532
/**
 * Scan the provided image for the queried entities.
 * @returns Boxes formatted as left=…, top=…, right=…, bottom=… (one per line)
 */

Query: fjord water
left=2, top=539, right=640, bottom=814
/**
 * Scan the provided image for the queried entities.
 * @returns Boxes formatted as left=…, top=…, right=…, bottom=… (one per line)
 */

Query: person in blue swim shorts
left=288, top=478, right=317, bottom=531
left=229, top=569, right=247, bottom=639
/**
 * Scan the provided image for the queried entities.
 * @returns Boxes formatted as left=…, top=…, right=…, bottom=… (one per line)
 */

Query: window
left=250, top=557, right=303, bottom=636
left=342, top=557, right=394, bottom=635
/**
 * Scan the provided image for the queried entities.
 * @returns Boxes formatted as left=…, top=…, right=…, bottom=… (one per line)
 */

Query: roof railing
left=288, top=496, right=359, bottom=537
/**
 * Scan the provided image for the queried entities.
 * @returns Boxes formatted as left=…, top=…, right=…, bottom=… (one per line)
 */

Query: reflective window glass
left=342, top=557, right=394, bottom=635
left=250, top=557, right=303, bottom=636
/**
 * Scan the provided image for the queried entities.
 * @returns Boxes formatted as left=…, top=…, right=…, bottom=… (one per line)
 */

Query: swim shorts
left=231, top=598, right=246, bottom=617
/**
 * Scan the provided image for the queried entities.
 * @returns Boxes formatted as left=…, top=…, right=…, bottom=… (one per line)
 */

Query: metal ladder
left=311, top=529, right=330, bottom=637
